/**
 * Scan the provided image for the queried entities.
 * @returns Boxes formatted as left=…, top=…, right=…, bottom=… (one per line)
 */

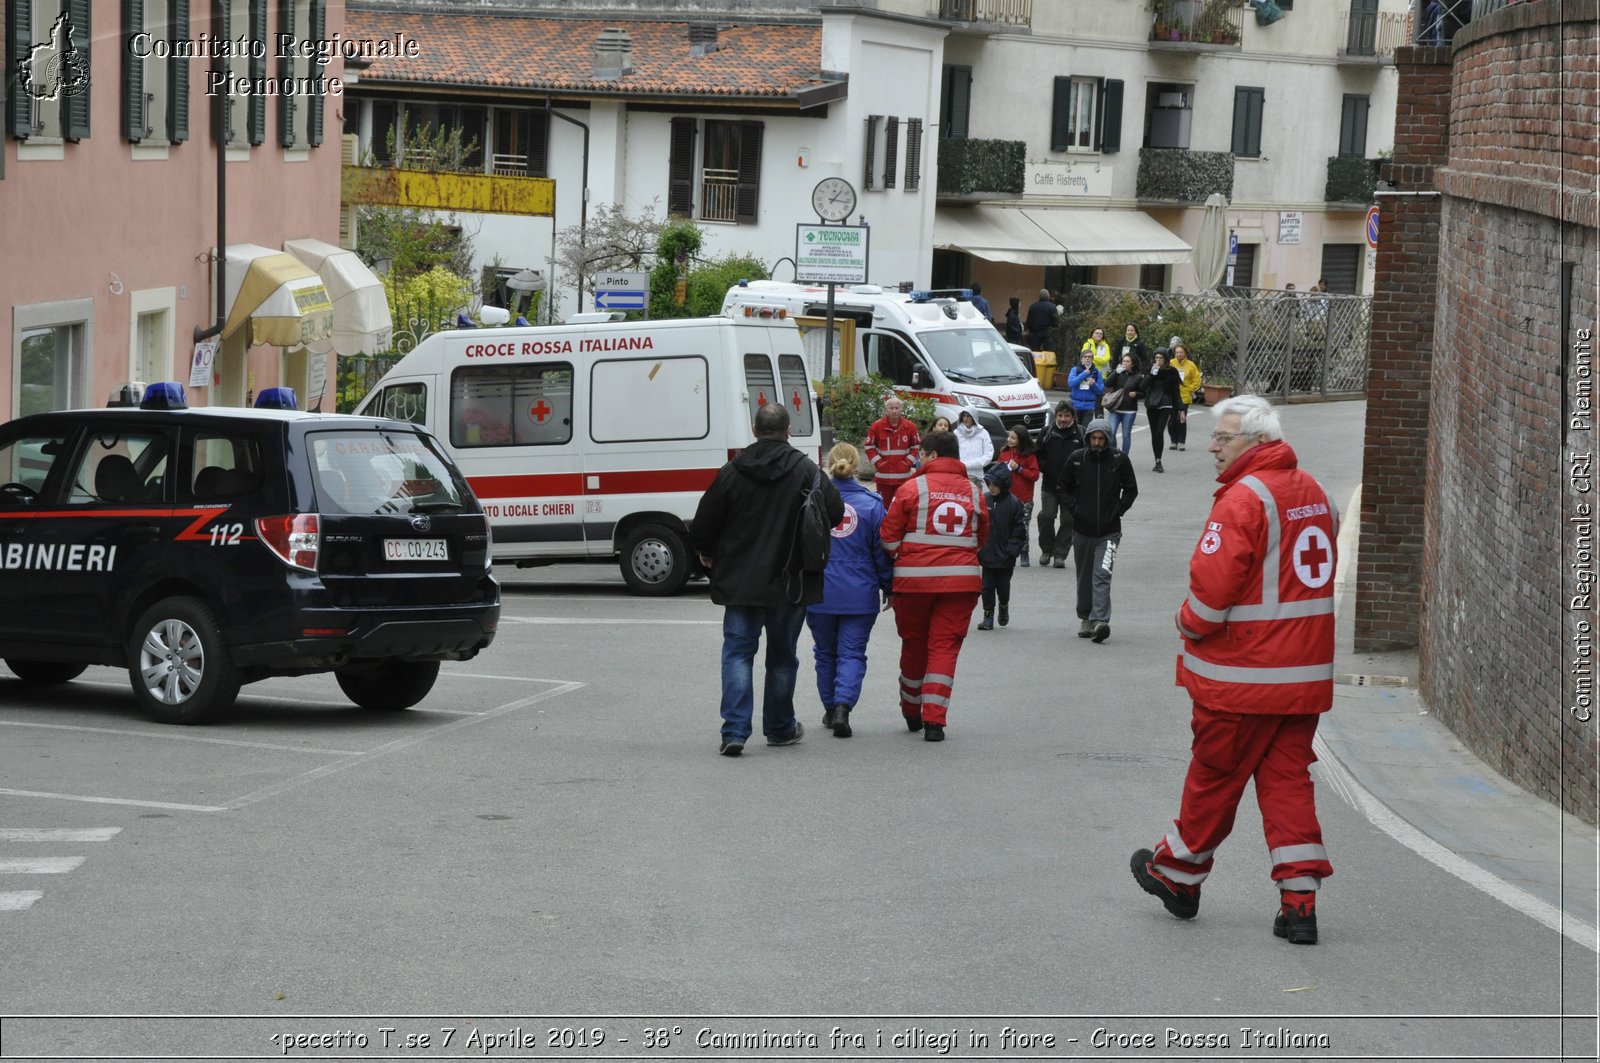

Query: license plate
left=384, top=538, right=447, bottom=561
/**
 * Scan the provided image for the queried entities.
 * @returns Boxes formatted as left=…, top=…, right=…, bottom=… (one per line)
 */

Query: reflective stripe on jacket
left=880, top=457, right=987, bottom=594
left=1175, top=440, right=1338, bottom=715
left=865, top=417, right=921, bottom=483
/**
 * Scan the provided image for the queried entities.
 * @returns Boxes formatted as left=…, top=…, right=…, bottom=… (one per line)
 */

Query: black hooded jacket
left=1061, top=432, right=1139, bottom=538
left=1036, top=418, right=1086, bottom=495
left=690, top=439, right=845, bottom=607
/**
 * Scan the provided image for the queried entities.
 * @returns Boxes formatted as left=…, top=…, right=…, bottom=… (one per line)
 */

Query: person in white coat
left=954, top=410, right=995, bottom=487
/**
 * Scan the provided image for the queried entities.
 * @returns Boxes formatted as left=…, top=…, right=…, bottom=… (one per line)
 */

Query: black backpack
left=794, top=466, right=833, bottom=574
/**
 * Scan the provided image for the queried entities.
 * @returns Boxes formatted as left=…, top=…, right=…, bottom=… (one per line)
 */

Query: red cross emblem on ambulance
left=529, top=399, right=552, bottom=424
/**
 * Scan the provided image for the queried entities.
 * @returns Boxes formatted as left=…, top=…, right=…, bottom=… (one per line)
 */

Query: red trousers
left=893, top=591, right=979, bottom=726
left=1151, top=704, right=1333, bottom=892
left=876, top=479, right=907, bottom=507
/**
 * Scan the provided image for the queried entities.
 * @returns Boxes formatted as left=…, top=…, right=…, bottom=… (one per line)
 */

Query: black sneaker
left=719, top=741, right=744, bottom=757
left=905, top=715, right=924, bottom=733
left=1273, top=892, right=1319, bottom=945
left=822, top=706, right=838, bottom=728
left=1153, top=460, right=1164, bottom=473
left=977, top=612, right=995, bottom=631
left=923, top=723, right=945, bottom=742
left=1039, top=552, right=1053, bottom=566
left=767, top=721, right=804, bottom=747
left=1053, top=556, right=1066, bottom=569
left=998, top=605, right=1009, bottom=627
left=1078, top=618, right=1095, bottom=638
left=1092, top=621, right=1111, bottom=643
left=832, top=704, right=852, bottom=738
left=1130, top=848, right=1200, bottom=920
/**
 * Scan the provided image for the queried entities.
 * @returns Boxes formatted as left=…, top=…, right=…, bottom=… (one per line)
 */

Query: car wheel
left=335, top=660, right=440, bottom=711
left=4, top=659, right=88, bottom=685
left=619, top=523, right=690, bottom=596
left=127, top=597, right=240, bottom=725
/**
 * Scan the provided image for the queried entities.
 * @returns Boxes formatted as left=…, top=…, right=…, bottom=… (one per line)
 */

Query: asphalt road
left=0, top=400, right=1593, bottom=1062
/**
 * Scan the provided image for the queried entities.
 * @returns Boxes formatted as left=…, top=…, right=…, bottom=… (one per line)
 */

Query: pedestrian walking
left=969, top=283, right=992, bottom=323
left=1170, top=343, right=1203, bottom=449
left=954, top=409, right=994, bottom=484
left=1035, top=402, right=1085, bottom=568
left=1081, top=327, right=1113, bottom=391
left=1143, top=350, right=1182, bottom=473
left=975, top=464, right=1027, bottom=631
left=1117, top=324, right=1149, bottom=373
left=691, top=403, right=845, bottom=757
left=998, top=428, right=1039, bottom=567
left=1066, top=349, right=1105, bottom=421
left=1023, top=288, right=1058, bottom=351
left=1104, top=353, right=1143, bottom=455
left=1061, top=418, right=1138, bottom=643
left=1004, top=297, right=1024, bottom=344
left=1130, top=395, right=1339, bottom=945
left=879, top=429, right=989, bottom=742
left=806, top=443, right=894, bottom=739
left=864, top=396, right=921, bottom=505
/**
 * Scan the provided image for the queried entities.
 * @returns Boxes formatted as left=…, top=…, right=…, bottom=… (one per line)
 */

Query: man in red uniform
left=1130, top=394, right=1339, bottom=945
left=879, top=429, right=988, bottom=742
left=863, top=396, right=921, bottom=505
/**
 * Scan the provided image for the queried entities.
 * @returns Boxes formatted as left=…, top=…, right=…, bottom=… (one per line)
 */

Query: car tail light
left=255, top=514, right=320, bottom=571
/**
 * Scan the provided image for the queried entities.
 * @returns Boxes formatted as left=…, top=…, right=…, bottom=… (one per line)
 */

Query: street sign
left=189, top=340, right=216, bottom=389
left=796, top=224, right=869, bottom=285
left=1366, top=205, right=1381, bottom=249
left=594, top=271, right=648, bottom=312
left=1278, top=211, right=1302, bottom=245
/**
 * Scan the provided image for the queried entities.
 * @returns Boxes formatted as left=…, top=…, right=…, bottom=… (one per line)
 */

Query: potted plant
left=1201, top=379, right=1235, bottom=405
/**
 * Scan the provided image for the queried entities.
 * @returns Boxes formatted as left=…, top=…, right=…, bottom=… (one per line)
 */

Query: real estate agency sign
left=796, top=225, right=869, bottom=284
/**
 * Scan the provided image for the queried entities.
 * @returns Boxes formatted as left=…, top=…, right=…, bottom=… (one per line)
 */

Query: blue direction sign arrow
left=594, top=290, right=646, bottom=311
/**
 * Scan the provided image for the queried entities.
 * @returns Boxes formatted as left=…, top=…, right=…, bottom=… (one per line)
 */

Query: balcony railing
left=491, top=152, right=529, bottom=176
left=1339, top=8, right=1410, bottom=59
left=935, top=0, right=1032, bottom=28
left=1136, top=148, right=1235, bottom=203
left=936, top=138, right=1026, bottom=198
left=1325, top=155, right=1381, bottom=204
left=1150, top=0, right=1244, bottom=48
left=702, top=167, right=739, bottom=223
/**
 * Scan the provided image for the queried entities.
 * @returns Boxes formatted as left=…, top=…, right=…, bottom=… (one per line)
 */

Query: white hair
left=1211, top=394, right=1284, bottom=441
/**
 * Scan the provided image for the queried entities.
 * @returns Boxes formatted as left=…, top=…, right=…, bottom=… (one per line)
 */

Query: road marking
left=0, top=828, right=121, bottom=842
left=1325, top=484, right=1599, bottom=953
left=438, top=669, right=584, bottom=684
left=224, top=680, right=585, bottom=810
left=497, top=616, right=720, bottom=625
left=0, top=891, right=44, bottom=911
left=0, top=789, right=228, bottom=813
left=0, top=856, right=84, bottom=874
left=0, top=719, right=363, bottom=756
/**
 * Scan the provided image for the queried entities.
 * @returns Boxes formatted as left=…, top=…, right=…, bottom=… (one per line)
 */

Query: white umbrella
left=1192, top=193, right=1229, bottom=290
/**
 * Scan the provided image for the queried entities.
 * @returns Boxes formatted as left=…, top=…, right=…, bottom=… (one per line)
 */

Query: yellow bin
left=1033, top=350, right=1057, bottom=390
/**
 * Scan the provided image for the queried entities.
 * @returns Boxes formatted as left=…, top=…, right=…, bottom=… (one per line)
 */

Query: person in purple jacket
left=807, top=442, right=895, bottom=738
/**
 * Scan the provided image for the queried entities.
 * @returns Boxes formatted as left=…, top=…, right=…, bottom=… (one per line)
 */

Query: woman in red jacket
left=998, top=428, right=1040, bottom=568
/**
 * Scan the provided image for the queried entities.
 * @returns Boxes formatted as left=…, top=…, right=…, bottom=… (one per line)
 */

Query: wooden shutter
left=1050, top=76, right=1072, bottom=152
left=883, top=115, right=899, bottom=189
left=277, top=0, right=296, bottom=146
left=306, top=0, right=324, bottom=145
left=122, top=0, right=146, bottom=141
left=1339, top=94, right=1369, bottom=158
left=168, top=0, right=188, bottom=142
left=246, top=0, right=265, bottom=145
left=668, top=116, right=696, bottom=215
left=61, top=0, right=90, bottom=140
left=219, top=0, right=232, bottom=143
left=527, top=108, right=548, bottom=175
left=1096, top=78, right=1123, bottom=154
left=941, top=64, right=970, bottom=139
left=8, top=0, right=33, bottom=137
left=735, top=120, right=763, bottom=225
left=1231, top=86, right=1263, bottom=157
left=862, top=115, right=877, bottom=191
left=904, top=117, right=923, bottom=191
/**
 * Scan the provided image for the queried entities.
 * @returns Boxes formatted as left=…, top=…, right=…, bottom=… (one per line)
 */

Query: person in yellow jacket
left=1080, top=328, right=1113, bottom=413
left=1169, top=341, right=1204, bottom=451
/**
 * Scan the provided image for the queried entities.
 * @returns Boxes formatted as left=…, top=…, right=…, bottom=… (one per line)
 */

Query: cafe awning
left=283, top=238, right=394, bottom=357
left=934, top=206, right=1192, bottom=268
left=221, top=244, right=335, bottom=351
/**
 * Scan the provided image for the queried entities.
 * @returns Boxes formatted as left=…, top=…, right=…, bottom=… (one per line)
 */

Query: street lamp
left=506, top=268, right=547, bottom=324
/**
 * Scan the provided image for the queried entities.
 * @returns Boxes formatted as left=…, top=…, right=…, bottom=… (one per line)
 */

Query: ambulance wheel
left=127, top=597, right=240, bottom=725
left=335, top=660, right=439, bottom=711
left=5, top=659, right=87, bottom=684
left=621, top=523, right=690, bottom=596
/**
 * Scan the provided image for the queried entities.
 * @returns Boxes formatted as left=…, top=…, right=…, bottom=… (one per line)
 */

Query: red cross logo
left=757, top=391, right=768, bottom=407
left=931, top=501, right=969, bottom=537
left=1291, top=526, right=1334, bottom=588
left=792, top=389, right=803, bottom=412
left=832, top=501, right=858, bottom=539
left=529, top=399, right=552, bottom=423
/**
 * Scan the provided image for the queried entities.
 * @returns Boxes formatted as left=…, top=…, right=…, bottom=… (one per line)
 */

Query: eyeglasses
left=1209, top=431, right=1245, bottom=445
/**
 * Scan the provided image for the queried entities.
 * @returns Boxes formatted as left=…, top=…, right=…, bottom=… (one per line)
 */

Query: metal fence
left=333, top=294, right=459, bottom=412
left=1061, top=285, right=1370, bottom=401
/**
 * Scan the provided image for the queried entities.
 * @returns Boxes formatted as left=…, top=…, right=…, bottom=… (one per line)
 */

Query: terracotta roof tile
left=345, top=10, right=826, bottom=101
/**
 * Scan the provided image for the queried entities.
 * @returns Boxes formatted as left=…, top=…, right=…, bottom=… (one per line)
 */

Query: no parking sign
left=1366, top=205, right=1380, bottom=249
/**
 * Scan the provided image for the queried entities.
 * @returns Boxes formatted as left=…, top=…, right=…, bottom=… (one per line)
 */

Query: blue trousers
left=805, top=610, right=878, bottom=710
left=719, top=604, right=806, bottom=745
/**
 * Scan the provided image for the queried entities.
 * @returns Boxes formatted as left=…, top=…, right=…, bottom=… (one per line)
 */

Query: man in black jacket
left=691, top=403, right=845, bottom=757
left=1023, top=288, right=1059, bottom=351
left=1035, top=402, right=1085, bottom=568
left=1062, top=418, right=1138, bottom=643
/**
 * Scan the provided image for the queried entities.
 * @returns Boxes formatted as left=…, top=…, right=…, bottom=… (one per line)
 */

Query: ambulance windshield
left=919, top=328, right=1033, bottom=385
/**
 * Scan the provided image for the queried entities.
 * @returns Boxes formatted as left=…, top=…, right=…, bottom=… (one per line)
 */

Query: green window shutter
left=883, top=115, right=898, bottom=189
left=247, top=0, right=265, bottom=145
left=219, top=0, right=232, bottom=144
left=862, top=115, right=877, bottom=191
left=122, top=0, right=146, bottom=141
left=168, top=0, right=188, bottom=142
left=62, top=0, right=90, bottom=140
left=734, top=120, right=763, bottom=225
left=306, top=0, right=324, bottom=145
left=903, top=117, right=923, bottom=191
left=1339, top=93, right=1369, bottom=158
left=9, top=0, right=34, bottom=138
left=667, top=116, right=695, bottom=215
left=277, top=0, right=296, bottom=146
left=940, top=64, right=970, bottom=140
left=1231, top=86, right=1263, bottom=158
left=1050, top=76, right=1072, bottom=152
left=1097, top=78, right=1124, bottom=154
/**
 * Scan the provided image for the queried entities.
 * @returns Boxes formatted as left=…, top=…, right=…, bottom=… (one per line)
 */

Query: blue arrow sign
left=594, top=290, right=646, bottom=310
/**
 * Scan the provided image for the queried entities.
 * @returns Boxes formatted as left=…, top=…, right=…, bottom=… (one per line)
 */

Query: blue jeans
left=1108, top=409, right=1136, bottom=453
left=720, top=604, right=807, bottom=744
left=806, top=611, right=878, bottom=711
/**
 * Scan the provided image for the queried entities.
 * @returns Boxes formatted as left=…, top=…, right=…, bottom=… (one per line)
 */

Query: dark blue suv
left=0, top=384, right=500, bottom=723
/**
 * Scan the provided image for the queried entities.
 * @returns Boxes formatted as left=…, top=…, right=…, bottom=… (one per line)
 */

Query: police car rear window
left=308, top=430, right=467, bottom=516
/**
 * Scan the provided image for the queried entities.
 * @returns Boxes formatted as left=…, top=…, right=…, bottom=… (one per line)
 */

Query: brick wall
left=1365, top=2, right=1600, bottom=819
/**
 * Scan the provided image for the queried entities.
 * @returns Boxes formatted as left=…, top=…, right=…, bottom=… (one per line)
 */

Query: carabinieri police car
left=0, top=382, right=499, bottom=723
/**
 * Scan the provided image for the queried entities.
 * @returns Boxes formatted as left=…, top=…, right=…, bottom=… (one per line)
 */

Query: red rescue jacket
left=1175, top=440, right=1338, bottom=715
left=880, top=456, right=988, bottom=594
left=864, top=416, right=921, bottom=486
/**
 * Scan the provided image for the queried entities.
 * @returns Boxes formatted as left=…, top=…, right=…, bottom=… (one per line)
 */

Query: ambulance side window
left=377, top=383, right=427, bottom=425
left=0, top=434, right=67, bottom=505
left=591, top=357, right=709, bottom=443
left=864, top=332, right=922, bottom=387
left=777, top=355, right=815, bottom=438
left=67, top=432, right=169, bottom=505
left=743, top=354, right=778, bottom=426
left=450, top=364, right=573, bottom=448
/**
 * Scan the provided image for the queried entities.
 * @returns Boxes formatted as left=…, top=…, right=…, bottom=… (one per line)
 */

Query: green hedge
left=1136, top=148, right=1234, bottom=203
left=937, top=138, right=1026, bottom=197
left=1325, top=155, right=1378, bottom=205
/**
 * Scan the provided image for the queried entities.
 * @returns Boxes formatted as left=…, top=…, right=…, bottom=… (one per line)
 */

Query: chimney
left=688, top=22, right=719, bottom=56
left=594, top=27, right=633, bottom=80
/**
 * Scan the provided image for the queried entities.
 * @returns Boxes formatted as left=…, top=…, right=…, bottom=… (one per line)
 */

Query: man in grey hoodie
left=1060, top=418, right=1139, bottom=643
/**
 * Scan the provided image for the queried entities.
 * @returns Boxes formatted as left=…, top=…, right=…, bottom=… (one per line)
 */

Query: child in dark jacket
left=977, top=464, right=1028, bottom=630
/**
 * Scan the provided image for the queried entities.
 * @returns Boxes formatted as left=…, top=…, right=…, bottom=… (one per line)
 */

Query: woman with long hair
left=998, top=427, right=1040, bottom=567
left=1143, top=350, right=1182, bottom=474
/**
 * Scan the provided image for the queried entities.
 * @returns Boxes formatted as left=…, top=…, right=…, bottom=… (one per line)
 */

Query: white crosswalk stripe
left=1, top=826, right=121, bottom=913
left=0, top=891, right=45, bottom=911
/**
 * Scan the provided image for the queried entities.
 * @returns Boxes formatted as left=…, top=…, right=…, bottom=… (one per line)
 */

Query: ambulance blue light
left=515, top=316, right=530, bottom=326
left=256, top=387, right=298, bottom=410
left=140, top=382, right=188, bottom=410
left=908, top=290, right=931, bottom=303
left=956, top=288, right=973, bottom=300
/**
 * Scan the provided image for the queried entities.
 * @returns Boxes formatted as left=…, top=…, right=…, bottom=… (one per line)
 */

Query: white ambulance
left=720, top=281, right=1052, bottom=448
left=353, top=308, right=822, bottom=595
